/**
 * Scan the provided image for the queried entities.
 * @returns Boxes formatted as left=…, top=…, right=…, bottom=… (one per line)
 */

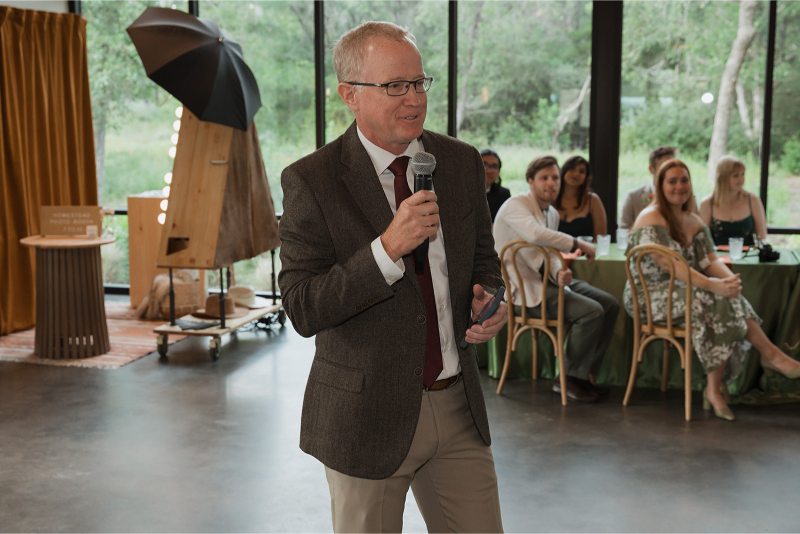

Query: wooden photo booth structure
left=154, top=109, right=282, bottom=359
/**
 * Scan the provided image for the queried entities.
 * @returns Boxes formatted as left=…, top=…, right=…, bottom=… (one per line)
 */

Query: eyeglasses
left=483, top=162, right=500, bottom=170
left=345, top=77, right=434, bottom=96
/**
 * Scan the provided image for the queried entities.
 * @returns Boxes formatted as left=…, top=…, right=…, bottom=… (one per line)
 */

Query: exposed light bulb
left=173, top=120, right=181, bottom=132
left=168, top=146, right=177, bottom=158
left=701, top=92, right=714, bottom=104
left=171, top=133, right=179, bottom=145
left=175, top=106, right=183, bottom=118
left=164, top=172, right=172, bottom=184
left=160, top=199, right=168, bottom=211
left=158, top=212, right=166, bottom=224
left=162, top=186, right=170, bottom=197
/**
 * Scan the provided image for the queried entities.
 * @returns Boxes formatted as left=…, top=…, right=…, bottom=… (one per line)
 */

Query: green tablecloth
left=485, top=246, right=800, bottom=403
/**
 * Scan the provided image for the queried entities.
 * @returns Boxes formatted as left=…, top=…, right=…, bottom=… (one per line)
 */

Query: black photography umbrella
left=126, top=6, right=261, bottom=131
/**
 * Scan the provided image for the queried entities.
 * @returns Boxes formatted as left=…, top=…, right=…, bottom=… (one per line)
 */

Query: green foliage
left=780, top=137, right=800, bottom=175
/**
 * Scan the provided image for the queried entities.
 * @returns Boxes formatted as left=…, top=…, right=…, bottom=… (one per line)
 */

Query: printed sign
left=40, top=206, right=104, bottom=237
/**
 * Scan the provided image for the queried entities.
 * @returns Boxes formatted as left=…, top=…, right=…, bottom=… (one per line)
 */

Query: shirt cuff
left=371, top=237, right=405, bottom=285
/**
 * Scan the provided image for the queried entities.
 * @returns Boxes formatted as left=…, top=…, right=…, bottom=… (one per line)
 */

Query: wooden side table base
left=33, top=246, right=110, bottom=359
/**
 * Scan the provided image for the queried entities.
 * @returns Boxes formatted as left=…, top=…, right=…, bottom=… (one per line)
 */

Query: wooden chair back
left=623, top=243, right=695, bottom=420
left=496, top=239, right=570, bottom=404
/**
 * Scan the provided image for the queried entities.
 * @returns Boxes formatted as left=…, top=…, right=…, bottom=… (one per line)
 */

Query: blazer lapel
left=340, top=123, right=394, bottom=237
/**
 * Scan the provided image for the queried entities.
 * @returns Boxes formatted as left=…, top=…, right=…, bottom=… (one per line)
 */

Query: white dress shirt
left=357, top=127, right=460, bottom=381
left=492, top=191, right=575, bottom=308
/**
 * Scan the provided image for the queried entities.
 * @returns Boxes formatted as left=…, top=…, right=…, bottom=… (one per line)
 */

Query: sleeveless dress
left=710, top=194, right=756, bottom=246
left=623, top=225, right=760, bottom=381
left=558, top=196, right=594, bottom=237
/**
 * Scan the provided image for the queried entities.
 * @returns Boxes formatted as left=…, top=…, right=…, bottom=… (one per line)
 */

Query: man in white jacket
left=493, top=155, right=619, bottom=402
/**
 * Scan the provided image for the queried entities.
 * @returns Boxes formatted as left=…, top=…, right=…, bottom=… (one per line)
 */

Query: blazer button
left=417, top=315, right=426, bottom=324
left=414, top=367, right=423, bottom=376
left=373, top=294, right=380, bottom=300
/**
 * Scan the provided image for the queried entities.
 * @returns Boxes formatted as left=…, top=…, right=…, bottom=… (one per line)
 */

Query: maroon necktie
left=388, top=157, right=444, bottom=388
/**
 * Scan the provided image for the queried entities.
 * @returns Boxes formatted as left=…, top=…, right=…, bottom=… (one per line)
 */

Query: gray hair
left=332, top=21, right=417, bottom=84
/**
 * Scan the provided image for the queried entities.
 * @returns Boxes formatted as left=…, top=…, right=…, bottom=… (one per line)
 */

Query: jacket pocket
left=308, top=357, right=365, bottom=393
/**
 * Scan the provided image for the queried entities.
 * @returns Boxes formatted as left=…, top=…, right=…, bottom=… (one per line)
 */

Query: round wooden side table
left=20, top=235, right=116, bottom=359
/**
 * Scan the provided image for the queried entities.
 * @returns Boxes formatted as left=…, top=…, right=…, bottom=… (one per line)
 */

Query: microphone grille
left=411, top=152, right=436, bottom=175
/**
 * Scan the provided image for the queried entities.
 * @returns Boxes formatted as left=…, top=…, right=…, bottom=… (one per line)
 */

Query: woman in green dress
left=624, top=159, right=800, bottom=421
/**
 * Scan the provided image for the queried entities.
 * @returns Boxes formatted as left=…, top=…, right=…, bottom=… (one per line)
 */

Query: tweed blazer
left=278, top=122, right=502, bottom=480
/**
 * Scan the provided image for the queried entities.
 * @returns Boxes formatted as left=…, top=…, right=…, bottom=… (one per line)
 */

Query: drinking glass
left=729, top=237, right=744, bottom=261
left=578, top=235, right=593, bottom=243
left=616, top=229, right=629, bottom=250
left=597, top=235, right=611, bottom=257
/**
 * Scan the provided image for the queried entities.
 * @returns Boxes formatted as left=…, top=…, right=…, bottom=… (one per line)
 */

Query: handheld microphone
left=410, top=152, right=436, bottom=274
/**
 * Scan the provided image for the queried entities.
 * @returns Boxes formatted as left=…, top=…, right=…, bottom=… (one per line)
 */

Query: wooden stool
left=21, top=236, right=115, bottom=359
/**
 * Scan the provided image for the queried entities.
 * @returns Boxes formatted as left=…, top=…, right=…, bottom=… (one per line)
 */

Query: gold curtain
left=0, top=6, right=97, bottom=335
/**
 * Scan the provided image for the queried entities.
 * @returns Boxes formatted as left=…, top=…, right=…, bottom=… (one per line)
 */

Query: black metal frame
left=760, top=0, right=776, bottom=216
left=589, top=0, right=623, bottom=237
left=314, top=0, right=325, bottom=149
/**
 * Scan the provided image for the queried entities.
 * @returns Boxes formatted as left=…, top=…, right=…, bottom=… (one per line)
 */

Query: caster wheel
left=209, top=338, right=220, bottom=361
left=210, top=347, right=220, bottom=361
left=157, top=334, right=169, bottom=357
left=278, top=309, right=286, bottom=326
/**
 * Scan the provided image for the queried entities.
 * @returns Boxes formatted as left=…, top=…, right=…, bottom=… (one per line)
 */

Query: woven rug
left=0, top=302, right=186, bottom=370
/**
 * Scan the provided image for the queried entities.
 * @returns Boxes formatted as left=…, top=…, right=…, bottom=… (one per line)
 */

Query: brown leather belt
left=425, top=373, right=461, bottom=392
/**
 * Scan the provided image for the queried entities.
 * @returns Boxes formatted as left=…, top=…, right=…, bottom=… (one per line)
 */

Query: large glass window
left=324, top=1, right=449, bottom=142
left=619, top=1, right=768, bottom=220
left=195, top=1, right=316, bottom=291
left=767, top=1, right=800, bottom=246
left=457, top=1, right=592, bottom=197
left=85, top=0, right=188, bottom=284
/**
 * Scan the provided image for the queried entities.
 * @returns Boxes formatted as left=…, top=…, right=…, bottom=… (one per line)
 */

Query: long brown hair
left=555, top=156, right=591, bottom=210
left=655, top=159, right=693, bottom=244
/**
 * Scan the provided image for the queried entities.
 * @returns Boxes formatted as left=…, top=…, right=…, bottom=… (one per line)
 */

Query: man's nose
left=403, top=86, right=423, bottom=105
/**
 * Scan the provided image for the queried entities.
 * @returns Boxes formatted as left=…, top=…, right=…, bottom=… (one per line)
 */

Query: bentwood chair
left=623, top=244, right=698, bottom=420
left=496, top=239, right=571, bottom=405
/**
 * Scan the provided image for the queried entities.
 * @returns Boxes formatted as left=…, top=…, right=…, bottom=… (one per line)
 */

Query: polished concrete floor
left=2, top=311, right=800, bottom=532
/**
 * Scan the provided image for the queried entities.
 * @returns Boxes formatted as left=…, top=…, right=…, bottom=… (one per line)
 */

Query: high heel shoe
left=760, top=356, right=800, bottom=379
left=703, top=388, right=735, bottom=421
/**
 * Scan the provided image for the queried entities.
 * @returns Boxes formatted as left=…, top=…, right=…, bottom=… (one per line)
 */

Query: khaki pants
left=324, top=378, right=503, bottom=533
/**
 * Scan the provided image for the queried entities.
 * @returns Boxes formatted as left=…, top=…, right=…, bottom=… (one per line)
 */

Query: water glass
left=729, top=237, right=744, bottom=261
left=616, top=229, right=629, bottom=249
left=597, top=234, right=611, bottom=257
left=578, top=235, right=594, bottom=244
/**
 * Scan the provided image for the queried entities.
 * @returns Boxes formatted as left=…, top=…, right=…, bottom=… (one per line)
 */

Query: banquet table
left=484, top=245, right=800, bottom=403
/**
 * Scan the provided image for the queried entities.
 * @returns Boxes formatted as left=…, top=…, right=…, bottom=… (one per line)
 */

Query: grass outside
left=99, top=105, right=800, bottom=286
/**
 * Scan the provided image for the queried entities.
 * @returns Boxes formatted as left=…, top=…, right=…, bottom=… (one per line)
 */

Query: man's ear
left=648, top=165, right=655, bottom=176
left=338, top=83, right=358, bottom=112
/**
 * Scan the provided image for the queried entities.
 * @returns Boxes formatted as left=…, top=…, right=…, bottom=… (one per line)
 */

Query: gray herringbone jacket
left=278, top=123, right=502, bottom=479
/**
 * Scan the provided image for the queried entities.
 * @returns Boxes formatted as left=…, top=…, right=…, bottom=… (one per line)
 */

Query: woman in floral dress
left=623, top=159, right=800, bottom=420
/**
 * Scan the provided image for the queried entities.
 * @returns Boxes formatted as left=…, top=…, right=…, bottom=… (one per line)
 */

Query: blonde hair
left=712, top=155, right=746, bottom=206
left=332, top=21, right=417, bottom=84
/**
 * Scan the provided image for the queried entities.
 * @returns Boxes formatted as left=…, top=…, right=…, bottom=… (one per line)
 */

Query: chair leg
left=557, top=340, right=568, bottom=406
left=532, top=330, right=539, bottom=379
left=496, top=326, right=515, bottom=395
left=661, top=341, right=670, bottom=392
left=623, top=336, right=641, bottom=406
left=685, top=347, right=693, bottom=422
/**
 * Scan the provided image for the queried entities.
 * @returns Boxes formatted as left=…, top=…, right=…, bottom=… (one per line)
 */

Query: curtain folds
left=0, top=6, right=97, bottom=335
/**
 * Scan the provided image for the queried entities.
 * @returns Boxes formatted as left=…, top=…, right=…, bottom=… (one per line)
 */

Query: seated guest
left=624, top=159, right=800, bottom=421
left=494, top=155, right=620, bottom=402
left=619, top=146, right=698, bottom=229
left=699, top=155, right=767, bottom=246
left=482, top=149, right=511, bottom=222
left=555, top=155, right=607, bottom=240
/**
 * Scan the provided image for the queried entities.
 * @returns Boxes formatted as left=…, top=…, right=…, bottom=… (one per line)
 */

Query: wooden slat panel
left=156, top=109, right=233, bottom=269
left=127, top=196, right=168, bottom=307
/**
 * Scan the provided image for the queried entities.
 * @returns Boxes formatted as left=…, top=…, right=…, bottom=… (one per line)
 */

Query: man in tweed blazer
left=278, top=21, right=507, bottom=533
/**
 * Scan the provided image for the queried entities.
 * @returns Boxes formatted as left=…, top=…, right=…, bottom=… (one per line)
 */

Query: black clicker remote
left=459, top=287, right=506, bottom=349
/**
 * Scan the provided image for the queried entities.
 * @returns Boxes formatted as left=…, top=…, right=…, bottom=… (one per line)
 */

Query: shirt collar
left=357, top=126, right=422, bottom=177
